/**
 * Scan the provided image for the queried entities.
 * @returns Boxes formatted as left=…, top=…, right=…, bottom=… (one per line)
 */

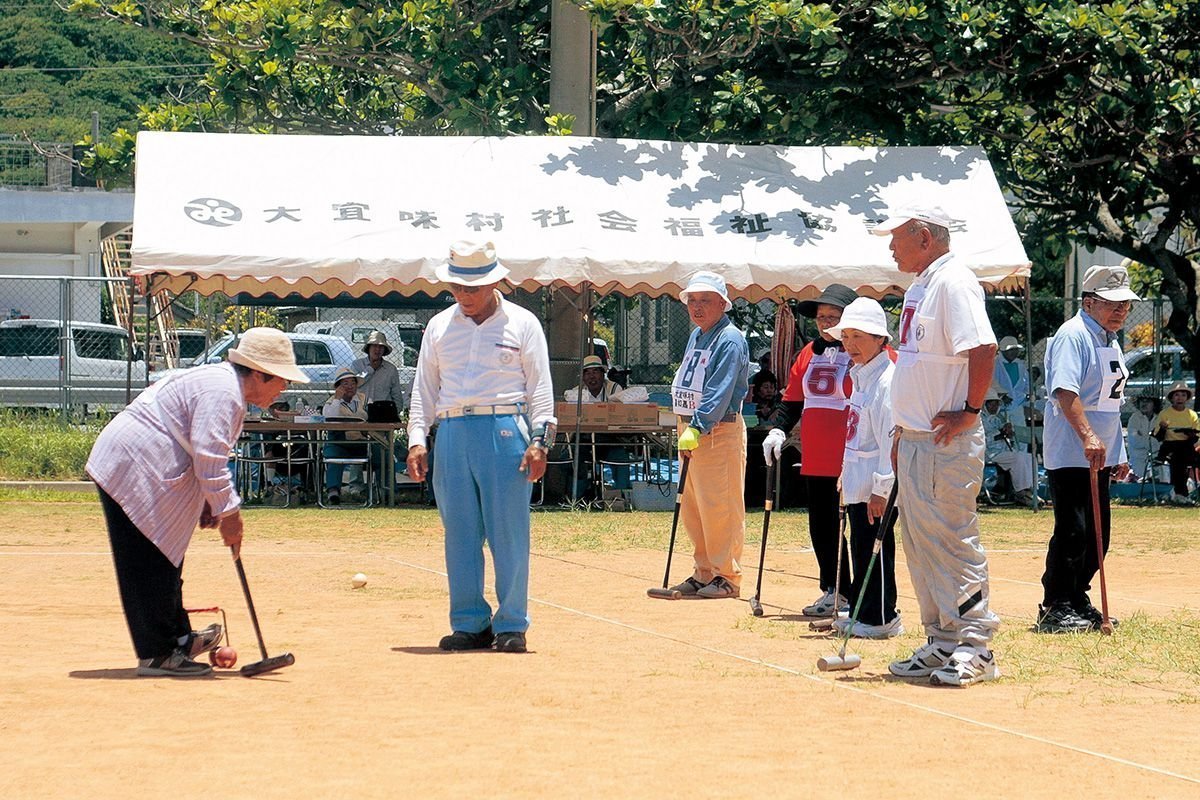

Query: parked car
left=175, top=328, right=211, bottom=363
left=1122, top=344, right=1194, bottom=417
left=0, top=318, right=145, bottom=409
left=292, top=320, right=419, bottom=399
left=154, top=330, right=412, bottom=409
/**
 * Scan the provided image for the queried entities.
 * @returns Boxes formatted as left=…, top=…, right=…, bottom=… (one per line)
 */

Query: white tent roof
left=131, top=132, right=1029, bottom=301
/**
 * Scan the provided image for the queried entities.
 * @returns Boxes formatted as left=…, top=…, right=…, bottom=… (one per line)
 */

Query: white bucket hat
left=679, top=271, right=733, bottom=311
left=582, top=354, right=606, bottom=371
left=435, top=240, right=510, bottom=286
left=227, top=327, right=309, bottom=383
left=362, top=330, right=392, bottom=356
left=998, top=335, right=1023, bottom=352
left=332, top=366, right=360, bottom=387
left=825, top=297, right=891, bottom=342
left=870, top=205, right=953, bottom=235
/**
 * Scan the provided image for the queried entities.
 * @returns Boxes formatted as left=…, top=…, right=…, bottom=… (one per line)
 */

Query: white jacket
left=841, top=353, right=895, bottom=504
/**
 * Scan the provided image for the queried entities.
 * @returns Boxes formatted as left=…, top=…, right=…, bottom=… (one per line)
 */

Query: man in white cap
left=1038, top=264, right=1137, bottom=632
left=992, top=335, right=1030, bottom=412
left=406, top=240, right=555, bottom=653
left=351, top=330, right=405, bottom=410
left=563, top=354, right=626, bottom=403
left=982, top=388, right=1037, bottom=506
left=872, top=205, right=1001, bottom=686
left=668, top=270, right=750, bottom=599
left=87, top=327, right=308, bottom=676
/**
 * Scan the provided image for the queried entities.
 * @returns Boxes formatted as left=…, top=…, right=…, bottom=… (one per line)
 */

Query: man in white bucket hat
left=87, top=327, right=308, bottom=676
left=668, top=270, right=751, bottom=599
left=407, top=240, right=555, bottom=654
left=872, top=205, right=1002, bottom=686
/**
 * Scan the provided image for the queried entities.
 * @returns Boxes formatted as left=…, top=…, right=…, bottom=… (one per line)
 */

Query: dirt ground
left=1, top=500, right=1198, bottom=799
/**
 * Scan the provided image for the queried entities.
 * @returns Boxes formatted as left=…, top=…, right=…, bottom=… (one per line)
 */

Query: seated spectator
left=1152, top=381, right=1200, bottom=506
left=982, top=389, right=1037, bottom=505
left=322, top=366, right=369, bottom=505
left=1126, top=394, right=1162, bottom=482
left=563, top=355, right=627, bottom=403
left=747, top=369, right=788, bottom=430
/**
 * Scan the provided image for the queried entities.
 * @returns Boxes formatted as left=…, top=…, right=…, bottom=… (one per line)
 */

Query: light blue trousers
left=432, top=414, right=532, bottom=635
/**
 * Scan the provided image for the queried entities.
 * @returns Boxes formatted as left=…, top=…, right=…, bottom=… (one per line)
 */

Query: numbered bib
left=672, top=346, right=711, bottom=416
left=896, top=284, right=926, bottom=358
left=801, top=348, right=850, bottom=411
left=1088, top=344, right=1128, bottom=413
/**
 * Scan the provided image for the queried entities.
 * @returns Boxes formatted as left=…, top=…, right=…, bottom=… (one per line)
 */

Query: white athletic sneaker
left=930, top=644, right=1001, bottom=687
left=832, top=615, right=905, bottom=639
left=888, top=638, right=955, bottom=678
left=803, top=590, right=849, bottom=617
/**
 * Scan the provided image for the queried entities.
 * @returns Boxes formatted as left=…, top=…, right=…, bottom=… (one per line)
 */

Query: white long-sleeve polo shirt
left=407, top=293, right=555, bottom=449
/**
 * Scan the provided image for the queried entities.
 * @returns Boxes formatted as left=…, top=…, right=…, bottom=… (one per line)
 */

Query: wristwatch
left=963, top=401, right=981, bottom=414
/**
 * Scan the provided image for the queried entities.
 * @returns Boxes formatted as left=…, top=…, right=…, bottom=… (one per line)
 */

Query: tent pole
left=569, top=283, right=592, bottom=506
left=1024, top=276, right=1039, bottom=512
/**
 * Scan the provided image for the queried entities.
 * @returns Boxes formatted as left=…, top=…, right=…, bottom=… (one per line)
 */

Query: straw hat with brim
left=679, top=271, right=733, bottom=311
left=333, top=366, right=360, bottom=387
left=870, top=205, right=954, bottom=235
left=825, top=297, right=890, bottom=342
left=1081, top=264, right=1140, bottom=302
left=227, top=328, right=309, bottom=383
left=362, top=330, right=392, bottom=356
left=582, top=354, right=605, bottom=372
left=435, top=240, right=510, bottom=286
left=1166, top=380, right=1194, bottom=401
left=797, top=284, right=858, bottom=318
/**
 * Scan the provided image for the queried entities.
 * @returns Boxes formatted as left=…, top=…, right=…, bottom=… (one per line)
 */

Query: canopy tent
left=131, top=132, right=1030, bottom=300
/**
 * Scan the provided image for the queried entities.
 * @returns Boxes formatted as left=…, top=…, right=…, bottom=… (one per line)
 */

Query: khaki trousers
left=679, top=418, right=746, bottom=588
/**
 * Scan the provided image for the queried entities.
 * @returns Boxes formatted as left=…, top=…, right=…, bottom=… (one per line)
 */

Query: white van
left=0, top=318, right=145, bottom=408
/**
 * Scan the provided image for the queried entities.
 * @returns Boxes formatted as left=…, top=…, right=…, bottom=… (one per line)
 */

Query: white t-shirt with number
left=891, top=253, right=997, bottom=432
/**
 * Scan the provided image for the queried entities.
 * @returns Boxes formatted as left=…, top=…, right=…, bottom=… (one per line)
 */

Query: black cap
left=796, top=284, right=858, bottom=318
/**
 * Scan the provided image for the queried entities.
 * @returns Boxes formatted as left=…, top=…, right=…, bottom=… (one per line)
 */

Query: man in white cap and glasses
left=873, top=205, right=1002, bottom=686
left=351, top=330, right=406, bottom=410
left=406, top=240, right=555, bottom=653
left=87, top=327, right=308, bottom=676
left=668, top=271, right=751, bottom=599
left=992, top=335, right=1030, bottom=413
left=1038, top=264, right=1138, bottom=632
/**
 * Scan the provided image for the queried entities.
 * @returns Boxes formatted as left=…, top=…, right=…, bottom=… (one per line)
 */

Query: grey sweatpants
left=896, top=426, right=1000, bottom=647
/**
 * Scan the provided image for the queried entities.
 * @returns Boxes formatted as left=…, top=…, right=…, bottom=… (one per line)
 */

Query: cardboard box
left=555, top=401, right=611, bottom=426
left=609, top=403, right=661, bottom=427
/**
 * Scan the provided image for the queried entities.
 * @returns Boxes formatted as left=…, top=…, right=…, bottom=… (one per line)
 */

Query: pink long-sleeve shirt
left=86, top=363, right=245, bottom=566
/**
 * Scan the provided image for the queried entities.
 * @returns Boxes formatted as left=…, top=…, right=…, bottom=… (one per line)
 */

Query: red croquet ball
left=211, top=646, right=238, bottom=668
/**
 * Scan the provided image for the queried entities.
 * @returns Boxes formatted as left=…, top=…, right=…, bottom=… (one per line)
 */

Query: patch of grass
left=0, top=410, right=103, bottom=480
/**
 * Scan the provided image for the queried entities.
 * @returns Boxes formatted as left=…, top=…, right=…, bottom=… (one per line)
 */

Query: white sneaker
left=930, top=644, right=1001, bottom=687
left=803, top=590, right=848, bottom=617
left=888, top=638, right=956, bottom=678
left=832, top=615, right=905, bottom=639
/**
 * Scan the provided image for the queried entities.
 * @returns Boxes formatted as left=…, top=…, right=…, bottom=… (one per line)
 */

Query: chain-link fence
left=0, top=136, right=89, bottom=188
left=4, top=274, right=1191, bottom=426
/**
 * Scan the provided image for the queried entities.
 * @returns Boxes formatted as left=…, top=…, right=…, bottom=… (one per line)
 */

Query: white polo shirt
left=408, top=293, right=555, bottom=448
left=892, top=253, right=997, bottom=431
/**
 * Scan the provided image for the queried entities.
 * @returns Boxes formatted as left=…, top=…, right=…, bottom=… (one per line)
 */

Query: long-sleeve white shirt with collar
left=407, top=293, right=555, bottom=449
left=841, top=352, right=896, bottom=505
left=86, top=362, right=245, bottom=567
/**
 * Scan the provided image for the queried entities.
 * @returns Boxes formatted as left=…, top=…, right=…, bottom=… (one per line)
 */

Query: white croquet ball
left=351, top=572, right=368, bottom=589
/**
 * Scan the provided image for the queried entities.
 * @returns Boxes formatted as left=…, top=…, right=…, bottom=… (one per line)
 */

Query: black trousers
left=1159, top=440, right=1196, bottom=496
left=1042, top=467, right=1111, bottom=608
left=846, top=503, right=898, bottom=625
left=99, top=488, right=191, bottom=660
left=805, top=475, right=851, bottom=593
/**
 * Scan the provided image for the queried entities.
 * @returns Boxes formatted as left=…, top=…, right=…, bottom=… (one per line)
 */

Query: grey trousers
left=896, top=426, right=1000, bottom=647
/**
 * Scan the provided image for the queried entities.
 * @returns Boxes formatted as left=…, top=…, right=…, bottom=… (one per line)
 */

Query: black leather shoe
left=494, top=632, right=527, bottom=653
left=1074, top=600, right=1119, bottom=630
left=438, top=626, right=494, bottom=651
left=1035, top=603, right=1092, bottom=633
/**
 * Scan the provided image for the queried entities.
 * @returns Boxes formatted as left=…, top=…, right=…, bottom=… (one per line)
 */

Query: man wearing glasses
left=1037, top=264, right=1137, bottom=633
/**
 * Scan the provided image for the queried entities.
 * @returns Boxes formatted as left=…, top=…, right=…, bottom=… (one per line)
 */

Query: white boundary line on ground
left=377, top=552, right=1200, bottom=788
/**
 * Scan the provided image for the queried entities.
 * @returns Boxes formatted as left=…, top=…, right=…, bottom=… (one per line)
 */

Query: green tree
left=71, top=1, right=1200, bottom=389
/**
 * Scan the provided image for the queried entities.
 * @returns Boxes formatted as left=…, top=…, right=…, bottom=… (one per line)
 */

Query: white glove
left=762, top=428, right=787, bottom=465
